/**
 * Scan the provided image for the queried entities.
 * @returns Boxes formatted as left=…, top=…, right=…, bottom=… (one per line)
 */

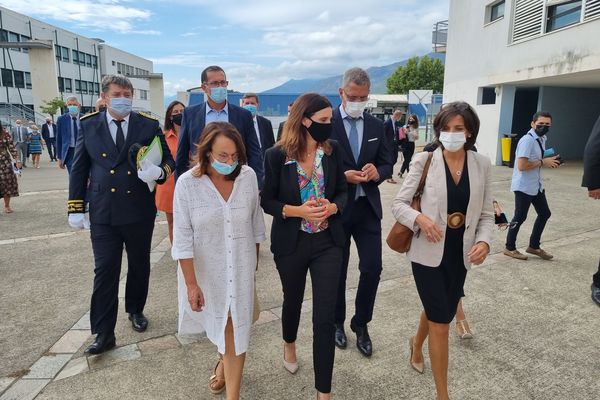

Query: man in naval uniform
left=68, top=74, right=175, bottom=354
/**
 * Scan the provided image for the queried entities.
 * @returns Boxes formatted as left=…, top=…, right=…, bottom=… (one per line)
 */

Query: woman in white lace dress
left=172, top=122, right=265, bottom=400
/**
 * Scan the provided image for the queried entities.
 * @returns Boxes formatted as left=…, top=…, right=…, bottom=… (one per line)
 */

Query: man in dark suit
left=175, top=65, right=263, bottom=185
left=330, top=67, right=393, bottom=357
left=41, top=118, right=58, bottom=161
left=276, top=102, right=294, bottom=141
left=383, top=110, right=402, bottom=183
left=56, top=96, right=84, bottom=172
left=582, top=115, right=600, bottom=306
left=241, top=92, right=275, bottom=156
left=68, top=74, right=175, bottom=354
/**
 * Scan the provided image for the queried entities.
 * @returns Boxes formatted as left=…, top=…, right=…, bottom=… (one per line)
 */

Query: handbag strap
left=414, top=152, right=433, bottom=198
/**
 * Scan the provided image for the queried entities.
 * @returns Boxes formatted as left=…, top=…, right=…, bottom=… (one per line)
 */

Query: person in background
left=0, top=122, right=20, bottom=213
left=28, top=125, right=43, bottom=169
left=504, top=111, right=561, bottom=261
left=261, top=93, right=347, bottom=400
left=277, top=102, right=294, bottom=141
left=172, top=122, right=265, bottom=400
left=582, top=115, right=600, bottom=306
left=156, top=100, right=185, bottom=243
left=391, top=101, right=493, bottom=400
left=384, top=110, right=403, bottom=184
left=95, top=97, right=108, bottom=112
left=241, top=92, right=275, bottom=156
left=57, top=96, right=83, bottom=173
left=399, top=114, right=419, bottom=178
left=10, top=119, right=28, bottom=168
left=41, top=118, right=57, bottom=162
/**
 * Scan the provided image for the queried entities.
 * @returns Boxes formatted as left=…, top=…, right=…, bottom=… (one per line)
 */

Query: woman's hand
left=319, top=198, right=338, bottom=219
left=415, top=214, right=443, bottom=243
left=297, top=199, right=327, bottom=223
left=468, top=241, right=489, bottom=265
left=187, top=284, right=205, bottom=312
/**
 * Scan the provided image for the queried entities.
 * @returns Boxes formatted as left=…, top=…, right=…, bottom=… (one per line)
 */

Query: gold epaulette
left=139, top=112, right=159, bottom=121
left=162, top=163, right=173, bottom=178
left=80, top=111, right=99, bottom=120
left=67, top=199, right=85, bottom=213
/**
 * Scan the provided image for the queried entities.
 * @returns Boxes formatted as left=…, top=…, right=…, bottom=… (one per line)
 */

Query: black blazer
left=276, top=121, right=285, bottom=141
left=383, top=118, right=397, bottom=147
left=583, top=115, right=600, bottom=190
left=175, top=102, right=264, bottom=183
left=41, top=123, right=57, bottom=141
left=330, top=107, right=393, bottom=220
left=256, top=115, right=275, bottom=154
left=261, top=141, right=348, bottom=256
left=68, top=111, right=175, bottom=226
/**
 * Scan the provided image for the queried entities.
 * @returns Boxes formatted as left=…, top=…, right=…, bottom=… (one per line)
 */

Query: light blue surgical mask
left=208, top=87, right=227, bottom=104
left=109, top=97, right=132, bottom=118
left=211, top=158, right=238, bottom=175
left=67, top=105, right=79, bottom=116
left=243, top=104, right=257, bottom=117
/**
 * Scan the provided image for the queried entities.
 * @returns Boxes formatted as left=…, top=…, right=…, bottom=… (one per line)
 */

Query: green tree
left=386, top=56, right=445, bottom=94
left=39, top=97, right=66, bottom=121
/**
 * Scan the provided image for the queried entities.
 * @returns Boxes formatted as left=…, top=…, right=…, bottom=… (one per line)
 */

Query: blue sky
left=1, top=0, right=449, bottom=96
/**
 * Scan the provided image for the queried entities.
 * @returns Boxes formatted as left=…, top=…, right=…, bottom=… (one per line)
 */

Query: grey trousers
left=15, top=142, right=28, bottom=165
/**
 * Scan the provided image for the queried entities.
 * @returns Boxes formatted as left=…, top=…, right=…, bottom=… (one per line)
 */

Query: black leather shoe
left=592, top=284, right=600, bottom=307
left=129, top=313, right=148, bottom=332
left=334, top=323, right=347, bottom=349
left=84, top=332, right=116, bottom=355
left=350, top=320, right=372, bottom=357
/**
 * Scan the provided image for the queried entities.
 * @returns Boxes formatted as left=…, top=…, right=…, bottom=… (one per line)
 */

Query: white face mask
left=439, top=131, right=466, bottom=152
left=345, top=100, right=368, bottom=119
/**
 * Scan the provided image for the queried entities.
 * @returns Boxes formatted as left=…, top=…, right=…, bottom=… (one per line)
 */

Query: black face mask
left=307, top=120, right=332, bottom=142
left=534, top=124, right=549, bottom=136
left=171, top=113, right=183, bottom=126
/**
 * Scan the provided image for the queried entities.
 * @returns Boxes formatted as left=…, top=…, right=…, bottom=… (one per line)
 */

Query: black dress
left=412, top=155, right=470, bottom=324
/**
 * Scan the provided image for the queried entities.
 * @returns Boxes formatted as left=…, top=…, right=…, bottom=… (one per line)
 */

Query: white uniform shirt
left=171, top=166, right=266, bottom=355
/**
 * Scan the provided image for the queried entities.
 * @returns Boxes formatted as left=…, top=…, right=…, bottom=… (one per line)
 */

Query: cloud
left=0, top=0, right=158, bottom=34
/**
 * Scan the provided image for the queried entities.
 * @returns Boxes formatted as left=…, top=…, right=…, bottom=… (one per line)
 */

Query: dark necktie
left=347, top=117, right=360, bottom=162
left=72, top=117, right=78, bottom=145
left=114, top=120, right=125, bottom=152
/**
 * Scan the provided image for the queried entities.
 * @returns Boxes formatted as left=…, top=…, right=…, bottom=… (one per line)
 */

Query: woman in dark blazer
left=261, top=93, right=347, bottom=400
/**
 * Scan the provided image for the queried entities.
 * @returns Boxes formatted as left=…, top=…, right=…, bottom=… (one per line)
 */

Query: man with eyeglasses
left=504, top=111, right=561, bottom=261
left=330, top=67, right=393, bottom=357
left=175, top=66, right=263, bottom=186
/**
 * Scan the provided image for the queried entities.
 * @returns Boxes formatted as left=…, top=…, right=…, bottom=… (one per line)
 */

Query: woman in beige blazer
left=391, top=102, right=494, bottom=400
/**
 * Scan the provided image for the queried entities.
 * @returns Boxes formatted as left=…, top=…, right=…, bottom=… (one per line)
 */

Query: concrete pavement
left=1, top=156, right=599, bottom=400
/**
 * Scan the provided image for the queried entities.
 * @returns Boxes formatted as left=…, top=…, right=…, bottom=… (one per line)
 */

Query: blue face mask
left=243, top=104, right=257, bottom=117
left=209, top=87, right=227, bottom=104
left=109, top=97, right=132, bottom=118
left=67, top=105, right=79, bottom=116
left=211, top=158, right=238, bottom=175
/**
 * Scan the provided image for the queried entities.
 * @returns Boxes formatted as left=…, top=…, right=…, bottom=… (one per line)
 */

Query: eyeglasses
left=204, top=80, right=229, bottom=88
left=211, top=152, right=239, bottom=163
left=343, top=91, right=369, bottom=102
left=497, top=222, right=518, bottom=231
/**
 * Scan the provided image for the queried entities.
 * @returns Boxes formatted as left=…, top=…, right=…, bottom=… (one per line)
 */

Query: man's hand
left=589, top=188, right=600, bottom=200
left=68, top=213, right=86, bottom=230
left=344, top=170, right=369, bottom=185
left=361, top=163, right=380, bottom=181
left=542, top=156, right=560, bottom=168
left=58, top=160, right=65, bottom=169
left=137, top=159, right=162, bottom=183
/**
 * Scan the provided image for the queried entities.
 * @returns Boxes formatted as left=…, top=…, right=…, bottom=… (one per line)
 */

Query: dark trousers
left=44, top=138, right=56, bottom=160
left=505, top=190, right=551, bottom=250
left=593, top=260, right=600, bottom=287
left=65, top=147, right=75, bottom=173
left=89, top=220, right=154, bottom=335
left=335, top=197, right=382, bottom=327
left=400, top=141, right=415, bottom=174
left=275, top=230, right=342, bottom=394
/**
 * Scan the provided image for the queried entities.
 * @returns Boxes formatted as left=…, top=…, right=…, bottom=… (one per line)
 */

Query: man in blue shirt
left=504, top=111, right=561, bottom=260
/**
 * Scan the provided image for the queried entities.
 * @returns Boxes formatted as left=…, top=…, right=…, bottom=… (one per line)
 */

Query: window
left=72, top=50, right=79, bottom=64
left=64, top=78, right=72, bottom=93
left=55, top=44, right=62, bottom=60
left=85, top=53, right=92, bottom=67
left=14, top=71, right=24, bottom=88
left=81, top=81, right=88, bottom=94
left=93, top=82, right=100, bottom=94
left=479, top=87, right=497, bottom=105
left=140, top=89, right=148, bottom=100
left=74, top=79, right=81, bottom=93
left=9, top=31, right=19, bottom=51
left=2, top=69, right=13, bottom=87
left=62, top=47, right=70, bottom=62
left=24, top=72, right=31, bottom=89
left=547, top=0, right=582, bottom=32
left=92, top=55, right=98, bottom=68
left=490, top=1, right=505, bottom=22
left=112, top=60, right=116, bottom=66
left=0, top=29, right=7, bottom=42
left=58, top=77, right=64, bottom=92
left=21, top=35, right=29, bottom=53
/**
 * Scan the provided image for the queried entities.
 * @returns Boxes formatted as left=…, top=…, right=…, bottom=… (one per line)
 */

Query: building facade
left=0, top=6, right=163, bottom=125
left=443, top=0, right=600, bottom=164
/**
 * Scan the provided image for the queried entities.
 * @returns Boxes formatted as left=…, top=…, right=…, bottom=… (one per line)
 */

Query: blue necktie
left=72, top=117, right=78, bottom=145
left=347, top=117, right=359, bottom=162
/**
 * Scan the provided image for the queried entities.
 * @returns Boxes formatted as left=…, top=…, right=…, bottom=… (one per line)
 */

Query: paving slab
left=137, top=335, right=180, bottom=356
left=49, top=331, right=91, bottom=354
left=53, top=358, right=88, bottom=382
left=23, top=355, right=72, bottom=380
left=87, top=344, right=141, bottom=371
left=0, top=379, right=50, bottom=400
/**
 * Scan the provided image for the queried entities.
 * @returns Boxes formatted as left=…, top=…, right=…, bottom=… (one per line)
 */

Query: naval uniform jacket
left=68, top=110, right=175, bottom=226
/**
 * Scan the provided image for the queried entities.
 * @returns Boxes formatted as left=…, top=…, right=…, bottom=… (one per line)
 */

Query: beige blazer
left=391, top=148, right=494, bottom=269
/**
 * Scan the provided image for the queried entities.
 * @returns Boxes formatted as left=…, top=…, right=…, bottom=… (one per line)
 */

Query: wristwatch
left=281, top=205, right=287, bottom=219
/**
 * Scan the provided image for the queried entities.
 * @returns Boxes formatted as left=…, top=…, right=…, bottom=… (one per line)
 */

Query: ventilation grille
left=585, top=0, right=600, bottom=20
left=512, top=0, right=544, bottom=42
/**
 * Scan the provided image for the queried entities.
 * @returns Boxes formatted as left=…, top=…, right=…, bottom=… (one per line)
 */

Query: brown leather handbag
left=386, top=152, right=433, bottom=253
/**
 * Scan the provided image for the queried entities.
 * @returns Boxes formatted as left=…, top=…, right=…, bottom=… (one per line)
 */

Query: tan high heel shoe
left=283, top=343, right=298, bottom=374
left=208, top=358, right=225, bottom=394
left=455, top=319, right=473, bottom=339
left=409, top=336, right=424, bottom=374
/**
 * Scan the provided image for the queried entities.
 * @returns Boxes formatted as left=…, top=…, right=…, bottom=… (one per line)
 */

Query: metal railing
left=432, top=20, right=448, bottom=53
left=0, top=103, right=49, bottom=129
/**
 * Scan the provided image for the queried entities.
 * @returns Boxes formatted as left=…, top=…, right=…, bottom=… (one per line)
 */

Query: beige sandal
left=208, top=359, right=225, bottom=394
left=4, top=207, right=13, bottom=214
left=455, top=319, right=473, bottom=339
